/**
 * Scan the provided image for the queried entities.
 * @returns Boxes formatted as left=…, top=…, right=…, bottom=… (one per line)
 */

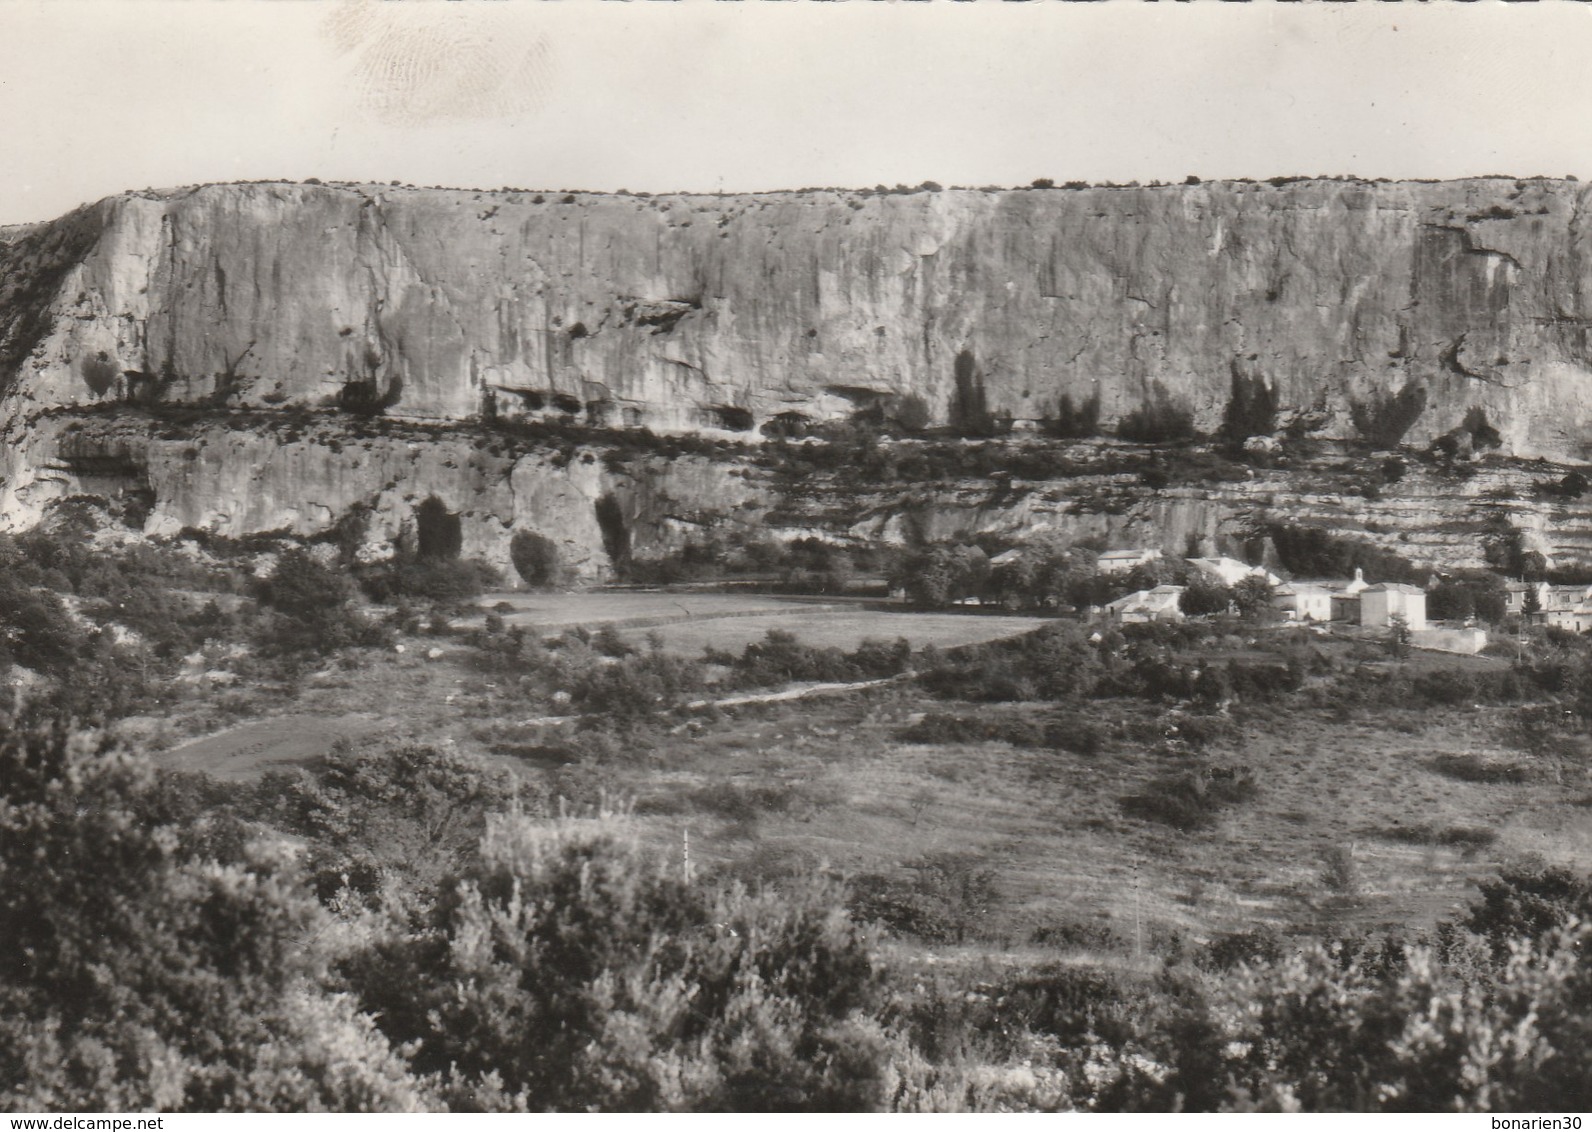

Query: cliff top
left=22, top=173, right=1584, bottom=228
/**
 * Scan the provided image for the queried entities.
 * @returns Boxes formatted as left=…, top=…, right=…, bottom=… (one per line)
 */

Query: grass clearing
left=139, top=603, right=1592, bottom=965
left=158, top=713, right=387, bottom=780
left=470, top=590, right=841, bottom=631
left=630, top=610, right=1052, bottom=655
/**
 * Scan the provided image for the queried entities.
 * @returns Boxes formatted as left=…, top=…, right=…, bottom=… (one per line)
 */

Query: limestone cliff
left=7, top=178, right=1592, bottom=451
left=6, top=177, right=1592, bottom=574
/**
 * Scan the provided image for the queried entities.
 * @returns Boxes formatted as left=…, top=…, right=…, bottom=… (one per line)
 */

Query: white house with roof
left=1361, top=582, right=1427, bottom=631
left=1273, top=582, right=1336, bottom=622
left=1542, top=597, right=1592, bottom=633
left=1502, top=581, right=1592, bottom=623
left=1097, top=548, right=1162, bottom=575
left=1105, top=584, right=1185, bottom=623
left=1185, top=556, right=1282, bottom=587
left=1503, top=581, right=1550, bottom=616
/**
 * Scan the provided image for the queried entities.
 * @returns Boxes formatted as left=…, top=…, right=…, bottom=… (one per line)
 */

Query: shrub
left=1086, top=924, right=1592, bottom=1111
left=253, top=744, right=516, bottom=907
left=1118, top=765, right=1257, bottom=831
left=361, top=556, right=500, bottom=608
left=510, top=530, right=566, bottom=588
left=915, top=622, right=1104, bottom=703
left=1350, top=383, right=1427, bottom=449
left=1045, top=392, right=1102, bottom=439
left=0, top=727, right=432, bottom=1111
left=1180, top=578, right=1234, bottom=617
left=1460, top=865, right=1592, bottom=957
left=347, top=815, right=893, bottom=1111
left=1197, top=928, right=1287, bottom=971
left=0, top=574, right=88, bottom=676
left=1219, top=370, right=1278, bottom=447
left=1429, top=752, right=1532, bottom=785
left=1116, top=388, right=1196, bottom=444
left=255, top=549, right=383, bottom=656
left=849, top=853, right=998, bottom=944
left=1264, top=523, right=1423, bottom=584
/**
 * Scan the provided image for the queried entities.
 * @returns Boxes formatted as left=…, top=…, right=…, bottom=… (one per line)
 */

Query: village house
left=1272, top=568, right=1369, bottom=623
left=1502, top=581, right=1592, bottom=629
left=1542, top=599, right=1592, bottom=633
left=1105, top=584, right=1185, bottom=623
left=1185, top=556, right=1282, bottom=588
left=1361, top=582, right=1427, bottom=631
left=1096, top=548, right=1162, bottom=575
left=1543, top=583, right=1590, bottom=615
left=1503, top=581, right=1550, bottom=616
left=1272, top=582, right=1336, bottom=622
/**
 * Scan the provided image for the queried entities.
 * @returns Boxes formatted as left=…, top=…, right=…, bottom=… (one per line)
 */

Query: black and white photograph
left=2, top=0, right=1591, bottom=1116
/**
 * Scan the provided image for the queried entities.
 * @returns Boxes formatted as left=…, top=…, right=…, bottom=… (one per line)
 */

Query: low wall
left=1411, top=627, right=1489, bottom=655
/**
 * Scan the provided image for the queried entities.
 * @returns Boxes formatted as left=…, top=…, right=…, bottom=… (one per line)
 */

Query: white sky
left=1, top=0, right=1591, bottom=226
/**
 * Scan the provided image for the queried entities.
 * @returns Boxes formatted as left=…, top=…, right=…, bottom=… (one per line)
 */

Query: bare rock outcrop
left=6, top=177, right=1592, bottom=571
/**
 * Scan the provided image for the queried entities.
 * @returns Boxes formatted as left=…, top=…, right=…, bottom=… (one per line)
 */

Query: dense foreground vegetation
left=6, top=501, right=1592, bottom=1110
left=3, top=719, right=1591, bottom=1112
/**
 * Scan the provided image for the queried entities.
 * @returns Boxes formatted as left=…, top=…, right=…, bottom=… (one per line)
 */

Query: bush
left=1429, top=752, right=1532, bottom=785
left=360, top=556, right=501, bottom=608
left=1086, top=923, right=1592, bottom=1111
left=1118, top=765, right=1257, bottom=831
left=0, top=728, right=432, bottom=1111
left=510, top=531, right=566, bottom=588
left=1219, top=370, right=1278, bottom=447
left=1350, top=383, right=1427, bottom=449
left=849, top=853, right=998, bottom=944
left=1116, top=389, right=1195, bottom=444
left=1460, top=865, right=1592, bottom=957
left=255, top=549, right=383, bottom=657
left=915, top=622, right=1104, bottom=703
left=1265, top=524, right=1423, bottom=585
left=1045, top=392, right=1101, bottom=439
left=347, top=815, right=893, bottom=1111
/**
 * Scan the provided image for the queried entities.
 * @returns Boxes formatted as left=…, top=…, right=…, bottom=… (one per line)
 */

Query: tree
left=1350, top=383, right=1427, bottom=449
left=894, top=545, right=989, bottom=608
left=510, top=531, right=566, bottom=589
left=1388, top=613, right=1411, bottom=659
left=255, top=549, right=370, bottom=656
left=1220, top=370, right=1278, bottom=451
left=1181, top=578, right=1235, bottom=618
left=1232, top=576, right=1277, bottom=621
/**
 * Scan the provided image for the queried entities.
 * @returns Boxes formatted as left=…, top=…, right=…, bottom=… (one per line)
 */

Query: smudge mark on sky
left=323, top=0, right=553, bottom=126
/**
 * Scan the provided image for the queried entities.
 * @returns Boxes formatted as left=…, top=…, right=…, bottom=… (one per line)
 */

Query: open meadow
left=142, top=609, right=1592, bottom=966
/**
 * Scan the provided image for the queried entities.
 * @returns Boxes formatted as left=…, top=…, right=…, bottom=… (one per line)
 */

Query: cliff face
left=6, top=178, right=1592, bottom=452
left=6, top=177, right=1592, bottom=574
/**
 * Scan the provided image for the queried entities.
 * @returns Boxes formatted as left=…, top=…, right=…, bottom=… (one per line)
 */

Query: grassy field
left=141, top=606, right=1592, bottom=965
left=625, top=610, right=1052, bottom=655
left=469, top=590, right=842, bottom=631
left=603, top=691, right=1592, bottom=953
left=158, top=713, right=388, bottom=781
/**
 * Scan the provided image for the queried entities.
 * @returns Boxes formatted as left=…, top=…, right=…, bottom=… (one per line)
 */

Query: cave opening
left=950, top=348, right=996, bottom=437
left=595, top=493, right=630, bottom=567
left=415, top=496, right=463, bottom=560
